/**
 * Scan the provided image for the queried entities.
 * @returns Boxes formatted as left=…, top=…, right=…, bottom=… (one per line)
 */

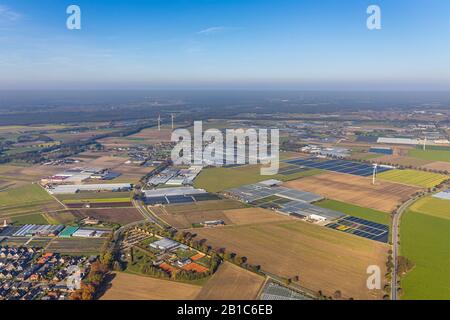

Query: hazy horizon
left=1, top=0, right=450, bottom=90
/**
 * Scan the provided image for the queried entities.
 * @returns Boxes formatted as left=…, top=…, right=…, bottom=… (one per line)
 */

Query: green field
left=62, top=197, right=131, bottom=204
left=378, top=169, right=448, bottom=188
left=11, top=213, right=49, bottom=225
left=0, top=184, right=61, bottom=217
left=408, top=148, right=450, bottom=163
left=194, top=164, right=322, bottom=193
left=409, top=196, right=450, bottom=221
left=55, top=191, right=131, bottom=201
left=316, top=199, right=391, bottom=226
left=400, top=210, right=450, bottom=299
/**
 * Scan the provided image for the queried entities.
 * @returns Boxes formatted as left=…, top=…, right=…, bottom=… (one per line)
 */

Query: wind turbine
left=157, top=115, right=161, bottom=131
left=372, top=163, right=378, bottom=185
left=423, top=136, right=427, bottom=151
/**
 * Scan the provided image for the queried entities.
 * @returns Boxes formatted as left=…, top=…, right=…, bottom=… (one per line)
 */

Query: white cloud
left=197, top=26, right=238, bottom=35
left=0, top=5, right=21, bottom=22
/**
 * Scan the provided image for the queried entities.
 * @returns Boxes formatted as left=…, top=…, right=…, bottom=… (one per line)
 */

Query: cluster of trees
left=141, top=224, right=263, bottom=277
left=70, top=238, right=114, bottom=300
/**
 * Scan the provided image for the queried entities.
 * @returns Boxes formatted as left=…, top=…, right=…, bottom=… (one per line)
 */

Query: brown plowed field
left=101, top=272, right=201, bottom=300
left=196, top=262, right=265, bottom=300
left=284, top=172, right=421, bottom=212
left=192, top=221, right=389, bottom=300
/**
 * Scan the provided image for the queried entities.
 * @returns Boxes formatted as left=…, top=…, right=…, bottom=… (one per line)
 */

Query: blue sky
left=0, top=0, right=450, bottom=90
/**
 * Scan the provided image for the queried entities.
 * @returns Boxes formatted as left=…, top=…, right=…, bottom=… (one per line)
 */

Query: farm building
left=369, top=147, right=393, bottom=155
left=377, top=137, right=419, bottom=145
left=149, top=238, right=184, bottom=251
left=47, top=183, right=132, bottom=194
left=13, top=225, right=65, bottom=237
left=58, top=226, right=79, bottom=238
left=72, top=228, right=111, bottom=238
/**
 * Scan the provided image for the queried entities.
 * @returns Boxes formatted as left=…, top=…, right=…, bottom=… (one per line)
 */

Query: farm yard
left=284, top=172, right=421, bottom=212
left=377, top=169, right=448, bottom=188
left=100, top=272, right=202, bottom=300
left=196, top=262, right=265, bottom=300
left=191, top=220, right=389, bottom=300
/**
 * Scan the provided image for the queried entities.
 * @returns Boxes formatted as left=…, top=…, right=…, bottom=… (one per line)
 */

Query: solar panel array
left=228, top=183, right=323, bottom=203
left=326, top=216, right=389, bottom=243
left=261, top=282, right=312, bottom=300
left=144, top=192, right=218, bottom=205
left=433, top=188, right=450, bottom=201
left=285, top=158, right=392, bottom=177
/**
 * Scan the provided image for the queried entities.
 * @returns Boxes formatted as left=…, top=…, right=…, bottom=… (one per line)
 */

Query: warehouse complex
left=226, top=180, right=344, bottom=222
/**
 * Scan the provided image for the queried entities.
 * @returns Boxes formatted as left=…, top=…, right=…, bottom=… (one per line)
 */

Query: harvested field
left=65, top=202, right=132, bottom=208
left=129, top=127, right=172, bottom=142
left=422, top=161, right=450, bottom=173
left=46, top=238, right=106, bottom=255
left=192, top=221, right=389, bottom=300
left=371, top=155, right=432, bottom=167
left=43, top=211, right=77, bottom=224
left=101, top=272, right=202, bottom=300
left=284, top=172, right=421, bottom=212
left=196, top=262, right=265, bottom=300
left=81, top=156, right=126, bottom=168
left=222, top=208, right=293, bottom=225
left=151, top=200, right=245, bottom=228
left=69, top=208, right=143, bottom=224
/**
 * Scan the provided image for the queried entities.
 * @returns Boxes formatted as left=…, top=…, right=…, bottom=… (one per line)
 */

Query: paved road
left=390, top=194, right=429, bottom=300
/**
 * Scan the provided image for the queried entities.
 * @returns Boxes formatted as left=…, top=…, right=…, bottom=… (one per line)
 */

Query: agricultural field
left=194, top=164, right=322, bottom=193
left=371, top=155, right=432, bottom=167
left=43, top=211, right=78, bottom=224
left=409, top=196, right=450, bottom=221
left=316, top=199, right=391, bottom=226
left=10, top=213, right=49, bottom=225
left=222, top=208, right=293, bottom=226
left=45, top=237, right=107, bottom=255
left=68, top=208, right=144, bottom=224
left=284, top=172, right=421, bottom=212
left=192, top=220, right=389, bottom=300
left=378, top=169, right=448, bottom=188
left=101, top=272, right=202, bottom=300
left=196, top=262, right=265, bottom=300
left=0, top=184, right=64, bottom=218
left=55, top=191, right=131, bottom=202
left=400, top=210, right=450, bottom=299
left=408, top=148, right=450, bottom=163
left=421, top=161, right=450, bottom=173
left=151, top=199, right=246, bottom=229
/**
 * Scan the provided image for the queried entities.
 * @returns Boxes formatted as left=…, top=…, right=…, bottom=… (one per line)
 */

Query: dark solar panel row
left=343, top=216, right=389, bottom=230
left=326, top=215, right=389, bottom=243
left=286, top=158, right=392, bottom=177
left=145, top=192, right=219, bottom=205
